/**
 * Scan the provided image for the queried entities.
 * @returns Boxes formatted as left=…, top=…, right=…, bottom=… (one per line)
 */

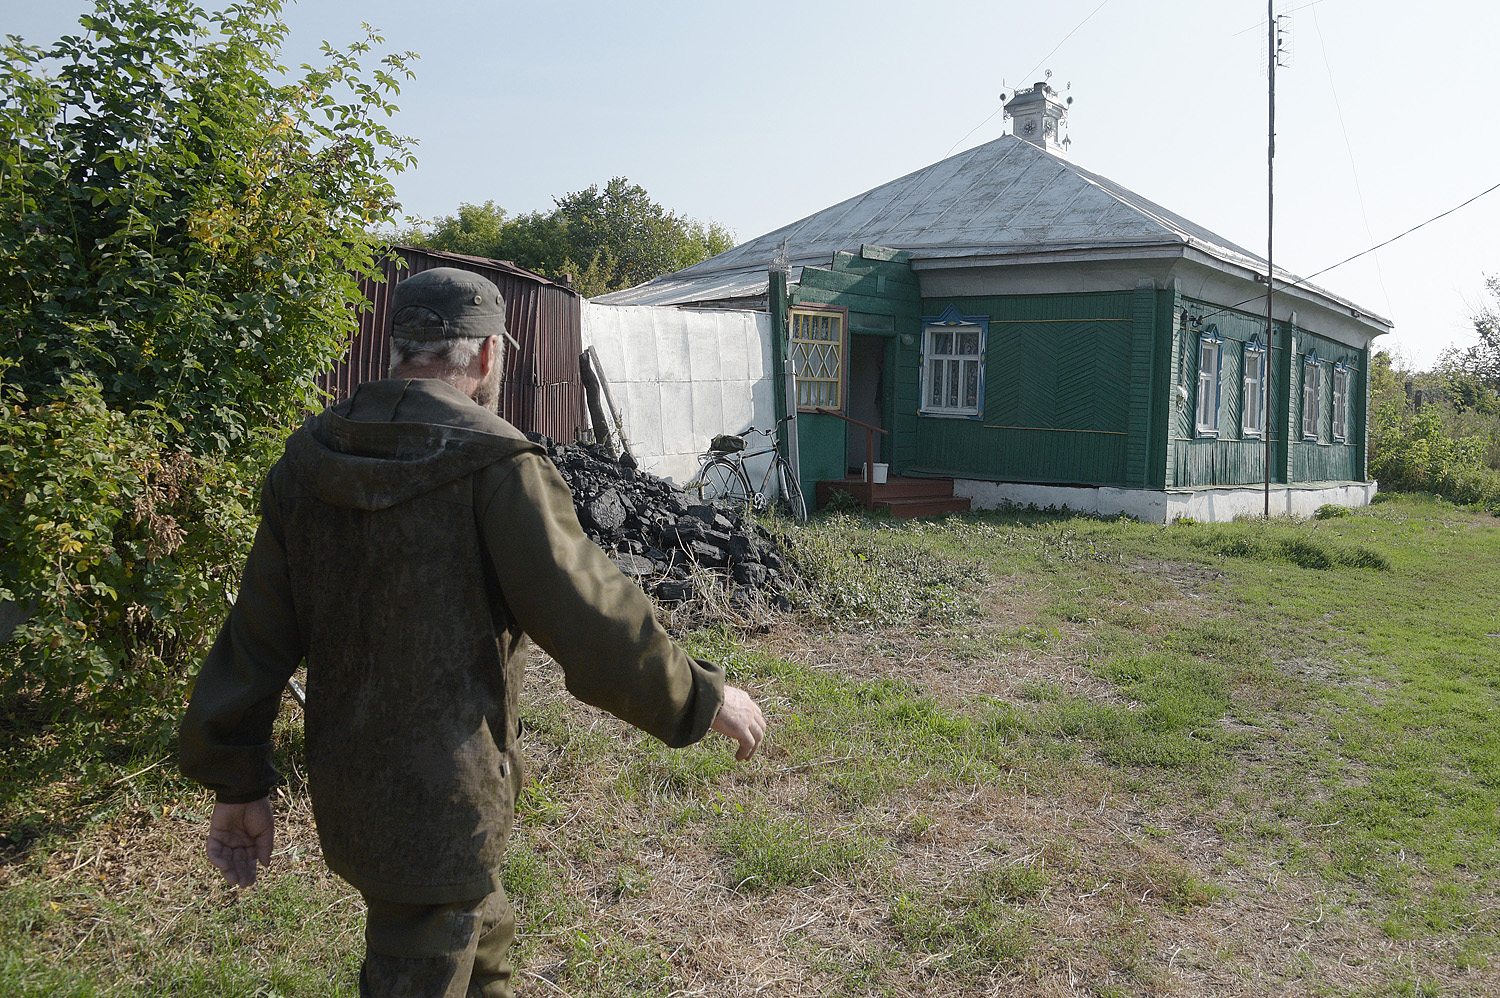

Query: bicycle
left=687, top=417, right=807, bottom=522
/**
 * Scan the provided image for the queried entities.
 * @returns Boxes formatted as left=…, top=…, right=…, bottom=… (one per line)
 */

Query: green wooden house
left=597, top=82, right=1389, bottom=521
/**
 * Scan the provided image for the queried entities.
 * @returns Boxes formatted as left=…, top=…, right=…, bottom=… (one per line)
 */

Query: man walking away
left=179, top=267, right=766, bottom=997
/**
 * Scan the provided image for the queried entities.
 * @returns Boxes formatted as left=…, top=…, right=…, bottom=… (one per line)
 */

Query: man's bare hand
left=710, top=685, right=766, bottom=761
left=206, top=797, right=274, bottom=888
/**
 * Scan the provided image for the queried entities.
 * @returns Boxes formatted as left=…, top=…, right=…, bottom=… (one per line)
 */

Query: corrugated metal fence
left=318, top=245, right=586, bottom=442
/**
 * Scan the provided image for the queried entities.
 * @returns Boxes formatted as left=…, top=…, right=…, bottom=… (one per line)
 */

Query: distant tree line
left=400, top=177, right=735, bottom=297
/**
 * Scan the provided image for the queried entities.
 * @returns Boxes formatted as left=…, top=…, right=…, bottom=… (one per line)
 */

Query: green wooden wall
left=780, top=253, right=1370, bottom=496
left=789, top=246, right=922, bottom=494
left=1167, top=302, right=1366, bottom=488
left=1169, top=303, right=1286, bottom=487
left=1288, top=327, right=1366, bottom=482
left=905, top=289, right=1162, bottom=487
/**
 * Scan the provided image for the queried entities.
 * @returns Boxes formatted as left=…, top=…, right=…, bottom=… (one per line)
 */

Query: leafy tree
left=2, top=0, right=415, bottom=451
left=420, top=200, right=571, bottom=279
left=413, top=178, right=734, bottom=297
left=555, top=177, right=735, bottom=291
left=1464, top=275, right=1500, bottom=388
left=0, top=0, right=415, bottom=741
left=1427, top=347, right=1500, bottom=415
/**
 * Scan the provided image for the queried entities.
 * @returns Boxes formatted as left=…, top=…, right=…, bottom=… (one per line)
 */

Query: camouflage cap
left=390, top=267, right=508, bottom=341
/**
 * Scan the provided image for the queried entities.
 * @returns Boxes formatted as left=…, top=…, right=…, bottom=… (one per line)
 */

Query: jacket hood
left=284, top=379, right=543, bottom=511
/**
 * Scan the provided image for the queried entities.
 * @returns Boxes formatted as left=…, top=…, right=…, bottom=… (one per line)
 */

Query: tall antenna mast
left=1264, top=5, right=1288, bottom=517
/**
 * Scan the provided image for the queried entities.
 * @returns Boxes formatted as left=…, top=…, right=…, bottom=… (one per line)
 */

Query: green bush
left=0, top=1, right=415, bottom=746
left=0, top=376, right=267, bottom=744
left=1369, top=402, right=1500, bottom=511
left=0, top=1, right=415, bottom=450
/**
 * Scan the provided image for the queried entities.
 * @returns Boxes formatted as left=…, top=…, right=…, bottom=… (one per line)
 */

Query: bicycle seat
left=709, top=433, right=746, bottom=453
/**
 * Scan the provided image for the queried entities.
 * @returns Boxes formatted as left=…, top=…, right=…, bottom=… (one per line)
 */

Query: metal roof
left=597, top=134, right=1387, bottom=327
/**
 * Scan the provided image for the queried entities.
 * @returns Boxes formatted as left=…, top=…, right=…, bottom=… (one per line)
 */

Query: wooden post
left=770, top=264, right=800, bottom=504
left=864, top=427, right=876, bottom=510
left=578, top=350, right=615, bottom=457
left=586, top=346, right=631, bottom=460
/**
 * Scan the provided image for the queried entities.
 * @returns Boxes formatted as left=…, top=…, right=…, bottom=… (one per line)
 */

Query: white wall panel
left=687, top=312, right=722, bottom=382
left=620, top=315, right=660, bottom=382
left=581, top=302, right=773, bottom=486
left=655, top=310, right=691, bottom=381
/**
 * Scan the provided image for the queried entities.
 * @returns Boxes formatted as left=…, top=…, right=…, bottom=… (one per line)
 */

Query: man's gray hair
left=388, top=335, right=489, bottom=379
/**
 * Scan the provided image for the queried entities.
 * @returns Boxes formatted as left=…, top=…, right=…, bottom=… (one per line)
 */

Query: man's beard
left=473, top=359, right=502, bottom=413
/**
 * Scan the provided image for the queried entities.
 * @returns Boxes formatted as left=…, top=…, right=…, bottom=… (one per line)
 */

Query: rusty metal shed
left=318, top=245, right=585, bottom=442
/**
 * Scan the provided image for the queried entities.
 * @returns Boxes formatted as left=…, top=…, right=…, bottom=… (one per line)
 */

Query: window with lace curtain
left=790, top=307, right=845, bottom=411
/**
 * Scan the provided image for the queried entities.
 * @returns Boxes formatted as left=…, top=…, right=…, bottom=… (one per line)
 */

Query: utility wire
left=1015, top=0, right=1111, bottom=89
left=1302, top=181, right=1500, bottom=283
left=942, top=0, right=1111, bottom=160
left=942, top=107, right=1004, bottom=160
left=1193, top=178, right=1500, bottom=325
left=1231, top=0, right=1326, bottom=37
left=1311, top=4, right=1393, bottom=319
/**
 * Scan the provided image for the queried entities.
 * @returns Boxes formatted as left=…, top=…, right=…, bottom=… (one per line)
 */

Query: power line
left=1231, top=0, right=1326, bottom=37
left=942, top=106, right=1004, bottom=160
left=941, top=0, right=1111, bottom=160
left=1311, top=3, right=1393, bottom=319
left=1194, top=178, right=1500, bottom=325
left=1016, top=0, right=1111, bottom=87
left=1303, top=181, right=1500, bottom=284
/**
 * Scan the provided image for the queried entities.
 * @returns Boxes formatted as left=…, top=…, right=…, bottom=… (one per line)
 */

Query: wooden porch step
left=815, top=476, right=972, bottom=518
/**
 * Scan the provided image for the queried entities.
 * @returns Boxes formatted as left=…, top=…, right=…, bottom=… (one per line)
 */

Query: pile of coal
left=526, top=434, right=795, bottom=612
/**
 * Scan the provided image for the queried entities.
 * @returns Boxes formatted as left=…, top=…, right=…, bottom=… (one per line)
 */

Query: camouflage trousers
left=359, top=887, right=515, bottom=998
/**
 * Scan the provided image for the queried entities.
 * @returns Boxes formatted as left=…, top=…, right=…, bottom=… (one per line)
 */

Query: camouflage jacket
left=179, top=378, right=725, bottom=903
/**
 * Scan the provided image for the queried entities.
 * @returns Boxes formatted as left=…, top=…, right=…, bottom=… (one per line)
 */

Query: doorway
left=845, top=334, right=887, bottom=475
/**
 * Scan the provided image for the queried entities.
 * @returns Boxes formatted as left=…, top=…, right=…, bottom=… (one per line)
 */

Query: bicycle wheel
left=776, top=458, right=808, bottom=522
left=691, top=457, right=754, bottom=509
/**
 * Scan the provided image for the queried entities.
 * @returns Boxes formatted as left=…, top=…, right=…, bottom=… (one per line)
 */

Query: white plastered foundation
left=953, top=479, right=1378, bottom=523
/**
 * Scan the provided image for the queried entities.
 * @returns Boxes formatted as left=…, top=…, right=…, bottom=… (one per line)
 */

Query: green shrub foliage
left=0, top=1, right=415, bottom=740
left=1367, top=351, right=1500, bottom=511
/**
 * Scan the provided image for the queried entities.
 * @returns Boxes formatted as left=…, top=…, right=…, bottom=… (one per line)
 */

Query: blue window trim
left=1242, top=335, right=1267, bottom=439
left=1195, top=324, right=1224, bottom=438
left=1332, top=361, right=1351, bottom=442
left=918, top=304, right=989, bottom=420
left=1302, top=350, right=1321, bottom=442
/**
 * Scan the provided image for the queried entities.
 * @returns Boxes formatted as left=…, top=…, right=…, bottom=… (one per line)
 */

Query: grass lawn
left=2, top=493, right=1498, bottom=996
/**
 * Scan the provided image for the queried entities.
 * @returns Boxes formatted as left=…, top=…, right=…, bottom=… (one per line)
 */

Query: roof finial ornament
left=1003, top=74, right=1073, bottom=157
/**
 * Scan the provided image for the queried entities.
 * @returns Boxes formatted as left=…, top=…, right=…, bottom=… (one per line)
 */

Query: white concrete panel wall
left=581, top=302, right=776, bottom=487
left=955, top=480, right=1378, bottom=524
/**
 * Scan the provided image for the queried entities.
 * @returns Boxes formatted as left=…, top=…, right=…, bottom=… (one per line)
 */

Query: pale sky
left=8, top=0, right=1499, bottom=367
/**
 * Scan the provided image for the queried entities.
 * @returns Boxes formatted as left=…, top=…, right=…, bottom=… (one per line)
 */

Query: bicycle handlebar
left=742, top=413, right=796, bottom=436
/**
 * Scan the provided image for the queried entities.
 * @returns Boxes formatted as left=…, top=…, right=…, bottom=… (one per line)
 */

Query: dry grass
left=4, top=498, right=1499, bottom=997
left=491, top=613, right=1499, bottom=998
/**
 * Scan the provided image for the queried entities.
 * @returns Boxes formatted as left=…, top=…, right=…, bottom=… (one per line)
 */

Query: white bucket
left=863, top=462, right=889, bottom=485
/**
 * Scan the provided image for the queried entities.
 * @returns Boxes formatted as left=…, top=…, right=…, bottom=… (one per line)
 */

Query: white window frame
left=1195, top=327, right=1223, bottom=437
left=1332, top=363, right=1350, bottom=442
left=1302, top=352, right=1321, bottom=441
left=1242, top=336, right=1267, bottom=438
left=919, top=322, right=985, bottom=418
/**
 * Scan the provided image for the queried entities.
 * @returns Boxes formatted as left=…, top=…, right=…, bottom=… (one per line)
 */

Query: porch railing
left=812, top=408, right=888, bottom=511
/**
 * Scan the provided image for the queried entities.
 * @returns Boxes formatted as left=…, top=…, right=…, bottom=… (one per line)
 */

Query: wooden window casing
left=1332, top=364, right=1350, bottom=442
left=1195, top=330, right=1223, bottom=437
left=790, top=306, right=847, bottom=412
left=1302, top=354, right=1321, bottom=441
left=920, top=324, right=984, bottom=417
left=1242, top=338, right=1267, bottom=438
